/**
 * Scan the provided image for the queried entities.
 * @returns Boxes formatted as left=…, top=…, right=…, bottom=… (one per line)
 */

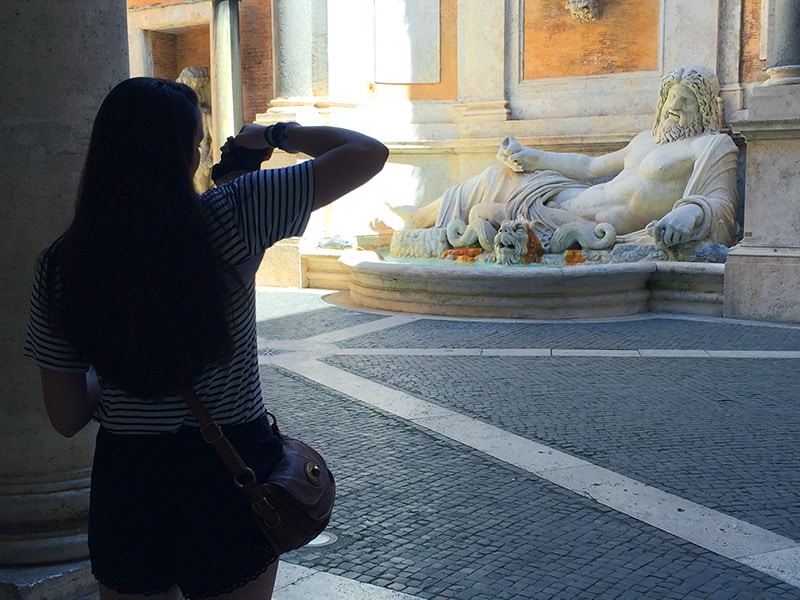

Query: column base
left=0, top=464, right=92, bottom=566
left=0, top=561, right=96, bottom=600
left=724, top=247, right=800, bottom=322
left=763, top=65, right=800, bottom=86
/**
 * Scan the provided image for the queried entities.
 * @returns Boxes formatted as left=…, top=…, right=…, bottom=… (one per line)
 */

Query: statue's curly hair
left=652, top=66, right=722, bottom=136
left=177, top=66, right=211, bottom=106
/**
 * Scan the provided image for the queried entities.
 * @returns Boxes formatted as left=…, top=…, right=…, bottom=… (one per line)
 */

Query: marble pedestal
left=725, top=85, right=800, bottom=322
left=339, top=252, right=725, bottom=319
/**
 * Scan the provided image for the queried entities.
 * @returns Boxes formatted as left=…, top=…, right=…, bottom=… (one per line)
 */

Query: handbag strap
left=181, top=388, right=272, bottom=512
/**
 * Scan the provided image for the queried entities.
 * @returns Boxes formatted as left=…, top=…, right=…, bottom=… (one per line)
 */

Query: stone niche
left=523, top=0, right=660, bottom=79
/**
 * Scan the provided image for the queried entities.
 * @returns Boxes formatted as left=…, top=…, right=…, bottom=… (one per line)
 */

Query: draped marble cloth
left=434, top=133, right=739, bottom=248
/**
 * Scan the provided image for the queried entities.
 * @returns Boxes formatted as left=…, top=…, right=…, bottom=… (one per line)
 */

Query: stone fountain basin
left=337, top=251, right=725, bottom=319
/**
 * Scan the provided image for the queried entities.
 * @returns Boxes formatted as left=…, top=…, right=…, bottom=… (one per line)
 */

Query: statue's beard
left=656, top=114, right=704, bottom=144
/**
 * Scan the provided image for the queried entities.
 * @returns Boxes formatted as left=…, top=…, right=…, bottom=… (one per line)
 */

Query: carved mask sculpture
left=565, top=0, right=601, bottom=23
left=494, top=220, right=531, bottom=265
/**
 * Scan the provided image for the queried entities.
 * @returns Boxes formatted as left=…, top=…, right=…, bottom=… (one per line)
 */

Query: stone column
left=763, top=0, right=800, bottom=85
left=211, top=0, right=244, bottom=146
left=0, top=0, right=127, bottom=595
left=267, top=0, right=331, bottom=123
left=272, top=0, right=314, bottom=100
left=724, top=0, right=800, bottom=321
left=456, top=0, right=508, bottom=123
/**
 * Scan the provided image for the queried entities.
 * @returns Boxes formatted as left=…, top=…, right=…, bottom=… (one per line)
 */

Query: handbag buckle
left=252, top=496, right=281, bottom=527
left=234, top=467, right=257, bottom=489
left=200, top=422, right=224, bottom=444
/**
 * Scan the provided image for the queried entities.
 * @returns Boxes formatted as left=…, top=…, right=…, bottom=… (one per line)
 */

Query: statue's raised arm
left=497, top=135, right=627, bottom=182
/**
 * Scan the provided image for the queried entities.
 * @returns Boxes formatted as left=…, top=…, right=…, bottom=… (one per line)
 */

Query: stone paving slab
left=323, top=353, right=800, bottom=542
left=256, top=290, right=800, bottom=598
left=260, top=365, right=800, bottom=599
left=256, top=289, right=385, bottom=340
left=336, top=316, right=800, bottom=351
left=275, top=563, right=423, bottom=599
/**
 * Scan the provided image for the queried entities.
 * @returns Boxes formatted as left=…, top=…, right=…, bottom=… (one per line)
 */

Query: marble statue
left=177, top=66, right=213, bottom=192
left=391, top=65, right=739, bottom=265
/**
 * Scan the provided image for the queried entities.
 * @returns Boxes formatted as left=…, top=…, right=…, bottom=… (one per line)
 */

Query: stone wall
left=523, top=0, right=660, bottom=79
left=150, top=26, right=209, bottom=82
left=127, top=0, right=273, bottom=124
left=741, top=0, right=767, bottom=82
left=240, top=1, right=274, bottom=122
left=371, top=0, right=457, bottom=102
left=151, top=29, right=178, bottom=77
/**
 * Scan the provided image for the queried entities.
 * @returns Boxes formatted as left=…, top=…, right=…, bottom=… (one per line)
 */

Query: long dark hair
left=44, top=77, right=232, bottom=398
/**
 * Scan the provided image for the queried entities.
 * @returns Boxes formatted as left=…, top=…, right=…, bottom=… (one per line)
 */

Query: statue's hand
left=650, top=203, right=704, bottom=249
left=497, top=136, right=543, bottom=173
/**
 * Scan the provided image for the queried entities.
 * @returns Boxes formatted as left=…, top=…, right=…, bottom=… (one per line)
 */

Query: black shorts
left=89, top=414, right=283, bottom=599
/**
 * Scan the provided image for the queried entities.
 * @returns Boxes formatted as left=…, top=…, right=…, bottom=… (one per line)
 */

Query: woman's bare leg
left=99, top=559, right=279, bottom=600
left=208, top=559, right=279, bottom=600
left=99, top=584, right=182, bottom=600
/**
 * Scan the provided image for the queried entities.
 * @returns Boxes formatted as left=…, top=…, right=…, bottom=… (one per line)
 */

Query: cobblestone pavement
left=256, top=288, right=800, bottom=600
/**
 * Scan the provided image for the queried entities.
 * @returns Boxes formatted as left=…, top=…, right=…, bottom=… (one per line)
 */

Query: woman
left=24, top=77, right=388, bottom=599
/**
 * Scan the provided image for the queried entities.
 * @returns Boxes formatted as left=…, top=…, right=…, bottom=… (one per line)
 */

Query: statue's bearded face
left=655, top=83, right=704, bottom=144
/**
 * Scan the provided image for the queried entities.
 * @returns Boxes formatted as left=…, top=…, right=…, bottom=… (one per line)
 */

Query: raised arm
left=232, top=123, right=389, bottom=211
left=497, top=135, right=628, bottom=181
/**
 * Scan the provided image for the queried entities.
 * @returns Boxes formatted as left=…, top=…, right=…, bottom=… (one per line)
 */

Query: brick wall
left=177, top=26, right=210, bottom=77
left=240, top=0, right=273, bottom=122
left=740, top=0, right=765, bottom=83
left=128, top=0, right=273, bottom=123
left=133, top=0, right=763, bottom=113
left=150, top=27, right=209, bottom=82
left=151, top=31, right=178, bottom=80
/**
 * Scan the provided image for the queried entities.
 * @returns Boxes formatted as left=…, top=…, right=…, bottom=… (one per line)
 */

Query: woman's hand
left=222, top=122, right=389, bottom=211
left=231, top=123, right=274, bottom=150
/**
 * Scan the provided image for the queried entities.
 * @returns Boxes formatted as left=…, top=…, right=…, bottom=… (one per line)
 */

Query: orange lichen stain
left=564, top=249, right=585, bottom=266
left=525, top=226, right=546, bottom=264
left=442, top=247, right=485, bottom=262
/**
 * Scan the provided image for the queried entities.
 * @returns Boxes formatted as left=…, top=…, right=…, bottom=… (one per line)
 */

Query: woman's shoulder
left=32, top=237, right=65, bottom=281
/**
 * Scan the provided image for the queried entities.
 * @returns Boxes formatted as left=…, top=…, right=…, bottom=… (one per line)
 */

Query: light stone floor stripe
left=274, top=562, right=423, bottom=600
left=295, top=347, right=800, bottom=359
left=259, top=315, right=800, bottom=592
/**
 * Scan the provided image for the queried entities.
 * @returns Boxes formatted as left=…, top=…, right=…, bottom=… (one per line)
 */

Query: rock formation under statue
left=389, top=65, right=739, bottom=266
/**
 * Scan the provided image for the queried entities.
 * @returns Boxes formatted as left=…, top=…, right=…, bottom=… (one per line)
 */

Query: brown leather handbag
left=183, top=389, right=336, bottom=554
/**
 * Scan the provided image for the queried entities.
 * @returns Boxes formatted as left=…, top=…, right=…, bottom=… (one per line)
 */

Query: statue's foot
left=369, top=218, right=394, bottom=234
left=386, top=202, right=419, bottom=230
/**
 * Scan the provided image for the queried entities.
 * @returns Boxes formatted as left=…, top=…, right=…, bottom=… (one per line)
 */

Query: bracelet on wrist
left=263, top=125, right=277, bottom=148
left=263, top=121, right=300, bottom=153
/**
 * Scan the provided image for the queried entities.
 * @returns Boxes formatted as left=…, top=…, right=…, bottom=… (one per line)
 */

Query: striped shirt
left=24, top=163, right=314, bottom=434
